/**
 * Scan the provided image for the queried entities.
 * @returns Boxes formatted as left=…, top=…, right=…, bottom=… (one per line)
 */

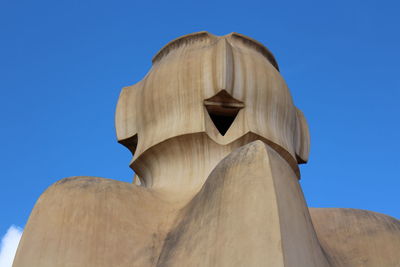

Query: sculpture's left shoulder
left=310, top=208, right=400, bottom=267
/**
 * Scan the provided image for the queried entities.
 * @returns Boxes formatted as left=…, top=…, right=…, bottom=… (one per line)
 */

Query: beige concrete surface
left=13, top=177, right=178, bottom=267
left=115, top=32, right=310, bottom=172
left=13, top=141, right=330, bottom=267
left=157, top=141, right=330, bottom=267
left=310, top=208, right=400, bottom=267
left=13, top=32, right=400, bottom=267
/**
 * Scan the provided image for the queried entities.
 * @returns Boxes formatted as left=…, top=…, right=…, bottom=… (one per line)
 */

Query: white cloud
left=0, top=226, right=23, bottom=267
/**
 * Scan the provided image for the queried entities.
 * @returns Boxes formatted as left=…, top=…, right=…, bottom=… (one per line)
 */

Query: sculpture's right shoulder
left=35, top=176, right=143, bottom=204
left=47, top=176, right=137, bottom=193
left=13, top=176, right=174, bottom=267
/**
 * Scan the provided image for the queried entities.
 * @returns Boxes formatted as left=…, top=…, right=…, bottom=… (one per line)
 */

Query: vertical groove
left=216, top=38, right=234, bottom=94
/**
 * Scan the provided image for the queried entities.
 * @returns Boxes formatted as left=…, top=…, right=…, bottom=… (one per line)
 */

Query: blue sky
left=0, top=0, right=399, bottom=250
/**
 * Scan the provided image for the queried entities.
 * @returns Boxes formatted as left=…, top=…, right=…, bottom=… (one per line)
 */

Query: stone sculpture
left=13, top=32, right=400, bottom=267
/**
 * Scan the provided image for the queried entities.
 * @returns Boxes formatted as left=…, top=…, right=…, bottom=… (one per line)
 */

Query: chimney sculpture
left=13, top=32, right=400, bottom=267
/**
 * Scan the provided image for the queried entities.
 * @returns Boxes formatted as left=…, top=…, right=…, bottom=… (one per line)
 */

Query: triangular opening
left=204, top=90, right=244, bottom=136
left=207, top=111, right=240, bottom=135
left=118, top=134, right=138, bottom=155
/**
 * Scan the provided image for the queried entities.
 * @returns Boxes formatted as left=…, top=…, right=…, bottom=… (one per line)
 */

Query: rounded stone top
left=152, top=31, right=280, bottom=71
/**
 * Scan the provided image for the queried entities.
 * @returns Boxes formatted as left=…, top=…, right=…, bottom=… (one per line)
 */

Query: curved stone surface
left=310, top=208, right=400, bottom=267
left=13, top=32, right=400, bottom=267
left=13, top=177, right=179, bottom=267
left=115, top=32, right=310, bottom=169
left=157, top=141, right=329, bottom=267
left=14, top=142, right=330, bottom=267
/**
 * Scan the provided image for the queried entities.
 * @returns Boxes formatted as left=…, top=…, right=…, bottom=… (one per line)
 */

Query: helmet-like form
left=116, top=32, right=309, bottom=178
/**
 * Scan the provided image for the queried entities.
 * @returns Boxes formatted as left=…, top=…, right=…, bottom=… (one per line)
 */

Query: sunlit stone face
left=115, top=32, right=310, bottom=168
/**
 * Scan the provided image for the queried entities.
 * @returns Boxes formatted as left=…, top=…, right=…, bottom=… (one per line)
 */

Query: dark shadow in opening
left=208, top=112, right=240, bottom=135
left=204, top=90, right=244, bottom=136
left=118, top=134, right=138, bottom=155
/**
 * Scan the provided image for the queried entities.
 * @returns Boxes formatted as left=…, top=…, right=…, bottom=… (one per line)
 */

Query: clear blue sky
left=1, top=0, right=399, bottom=236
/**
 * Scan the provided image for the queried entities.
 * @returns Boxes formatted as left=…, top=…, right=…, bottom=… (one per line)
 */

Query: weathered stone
left=13, top=32, right=400, bottom=267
